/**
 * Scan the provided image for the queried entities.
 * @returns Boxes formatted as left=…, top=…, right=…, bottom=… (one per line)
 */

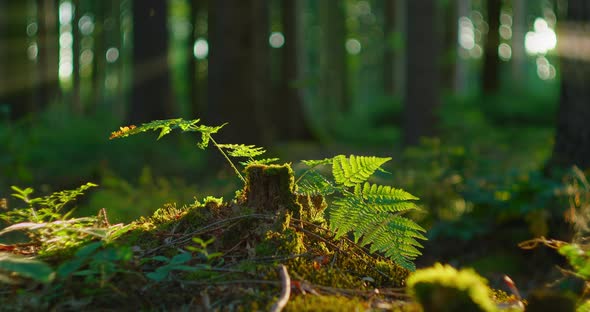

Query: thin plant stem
left=209, top=135, right=246, bottom=183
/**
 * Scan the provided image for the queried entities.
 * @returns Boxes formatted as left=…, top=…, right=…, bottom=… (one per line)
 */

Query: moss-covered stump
left=242, top=164, right=301, bottom=217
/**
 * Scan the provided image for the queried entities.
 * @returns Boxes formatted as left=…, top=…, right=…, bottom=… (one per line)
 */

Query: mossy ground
left=0, top=164, right=417, bottom=310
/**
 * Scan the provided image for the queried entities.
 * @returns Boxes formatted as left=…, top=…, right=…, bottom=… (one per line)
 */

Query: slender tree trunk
left=91, top=1, right=106, bottom=113
left=394, top=0, right=406, bottom=97
left=318, top=0, right=348, bottom=123
left=188, top=0, right=199, bottom=118
left=547, top=1, right=590, bottom=170
left=0, top=1, right=35, bottom=120
left=71, top=0, right=82, bottom=114
left=277, top=0, right=313, bottom=141
left=207, top=0, right=271, bottom=145
left=441, top=0, right=457, bottom=91
left=383, top=0, right=395, bottom=96
left=511, top=0, right=526, bottom=84
left=128, top=0, right=174, bottom=124
left=482, top=0, right=501, bottom=94
left=403, top=0, right=439, bottom=146
left=36, top=0, right=60, bottom=112
left=454, top=0, right=469, bottom=93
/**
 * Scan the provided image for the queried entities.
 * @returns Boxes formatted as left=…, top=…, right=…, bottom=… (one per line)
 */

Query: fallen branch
left=270, top=265, right=291, bottom=312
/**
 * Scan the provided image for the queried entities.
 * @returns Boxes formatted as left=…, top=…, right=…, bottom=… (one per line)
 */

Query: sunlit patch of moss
left=407, top=263, right=496, bottom=312
left=286, top=295, right=367, bottom=311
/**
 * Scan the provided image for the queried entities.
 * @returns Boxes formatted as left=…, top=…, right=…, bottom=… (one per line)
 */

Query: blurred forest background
left=2, top=0, right=590, bottom=285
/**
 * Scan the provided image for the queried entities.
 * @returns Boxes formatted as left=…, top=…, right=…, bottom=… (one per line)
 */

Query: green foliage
left=0, top=183, right=130, bottom=253
left=112, top=118, right=426, bottom=270
left=332, top=155, right=391, bottom=187
left=145, top=237, right=220, bottom=282
left=299, top=155, right=425, bottom=270
left=56, top=241, right=132, bottom=287
left=3, top=183, right=97, bottom=223
left=110, top=118, right=275, bottom=183
left=407, top=263, right=496, bottom=312
left=0, top=253, right=54, bottom=283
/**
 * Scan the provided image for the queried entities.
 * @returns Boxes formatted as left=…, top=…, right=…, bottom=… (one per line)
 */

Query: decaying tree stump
left=242, top=164, right=302, bottom=219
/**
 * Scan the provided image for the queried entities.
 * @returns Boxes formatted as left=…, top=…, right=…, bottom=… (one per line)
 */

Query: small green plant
left=407, top=263, right=496, bottom=312
left=0, top=253, right=54, bottom=284
left=0, top=184, right=130, bottom=253
left=56, top=241, right=133, bottom=287
left=111, top=118, right=426, bottom=270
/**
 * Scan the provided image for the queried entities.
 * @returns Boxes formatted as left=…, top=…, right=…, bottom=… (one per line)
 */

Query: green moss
left=286, top=295, right=367, bottom=311
left=407, top=263, right=496, bottom=312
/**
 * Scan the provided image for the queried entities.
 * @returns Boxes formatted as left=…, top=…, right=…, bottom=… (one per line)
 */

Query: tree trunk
left=403, top=0, right=439, bottom=146
left=276, top=0, right=313, bottom=141
left=482, top=0, right=500, bottom=94
left=128, top=0, right=174, bottom=124
left=91, top=0, right=106, bottom=113
left=441, top=0, right=457, bottom=91
left=318, top=0, right=348, bottom=122
left=0, top=1, right=36, bottom=120
left=36, top=0, right=60, bottom=112
left=547, top=1, right=590, bottom=170
left=511, top=0, right=526, bottom=84
left=187, top=0, right=198, bottom=118
left=383, top=0, right=395, bottom=96
left=71, top=0, right=82, bottom=114
left=207, top=0, right=271, bottom=145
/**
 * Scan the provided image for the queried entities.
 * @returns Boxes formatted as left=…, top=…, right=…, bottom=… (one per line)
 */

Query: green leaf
left=170, top=252, right=192, bottom=265
left=332, top=155, right=391, bottom=187
left=0, top=253, right=54, bottom=283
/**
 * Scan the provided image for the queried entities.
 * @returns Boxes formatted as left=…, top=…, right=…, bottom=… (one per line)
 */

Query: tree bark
left=318, top=0, right=349, bottom=121
left=71, top=0, right=82, bottom=114
left=0, top=1, right=36, bottom=120
left=482, top=0, right=501, bottom=94
left=128, top=0, right=174, bottom=124
left=207, top=0, right=271, bottom=145
left=383, top=0, right=395, bottom=96
left=547, top=1, right=590, bottom=171
left=277, top=0, right=313, bottom=141
left=36, top=0, right=60, bottom=112
left=91, top=0, right=106, bottom=113
left=403, top=0, right=439, bottom=146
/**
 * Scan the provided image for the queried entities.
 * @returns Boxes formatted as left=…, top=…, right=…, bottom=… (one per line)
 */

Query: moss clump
left=407, top=263, right=496, bottom=312
left=286, top=295, right=367, bottom=311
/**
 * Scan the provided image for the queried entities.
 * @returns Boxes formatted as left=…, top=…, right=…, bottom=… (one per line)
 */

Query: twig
left=270, top=265, right=291, bottom=312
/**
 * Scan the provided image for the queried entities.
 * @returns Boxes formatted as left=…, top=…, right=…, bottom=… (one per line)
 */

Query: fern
left=297, top=154, right=425, bottom=270
left=110, top=118, right=273, bottom=183
left=332, top=155, right=391, bottom=187
left=297, top=170, right=339, bottom=196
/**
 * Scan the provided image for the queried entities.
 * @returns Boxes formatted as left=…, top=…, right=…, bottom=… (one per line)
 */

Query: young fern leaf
left=217, top=144, right=266, bottom=158
left=301, top=157, right=334, bottom=168
left=296, top=170, right=339, bottom=196
left=332, top=155, right=391, bottom=187
left=329, top=191, right=425, bottom=271
left=240, top=158, right=280, bottom=166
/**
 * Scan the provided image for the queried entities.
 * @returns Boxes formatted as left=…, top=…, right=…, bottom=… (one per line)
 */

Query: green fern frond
left=296, top=171, right=339, bottom=196
left=332, top=155, right=391, bottom=187
left=240, top=158, right=280, bottom=166
left=217, top=144, right=266, bottom=158
left=301, top=157, right=334, bottom=167
left=329, top=187, right=425, bottom=270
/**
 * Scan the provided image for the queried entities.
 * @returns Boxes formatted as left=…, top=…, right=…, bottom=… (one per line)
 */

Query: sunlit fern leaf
left=296, top=170, right=339, bottom=196
left=191, top=123, right=226, bottom=149
left=301, top=157, right=334, bottom=168
left=329, top=187, right=425, bottom=270
left=332, top=155, right=391, bottom=187
left=240, top=158, right=280, bottom=166
left=217, top=144, right=266, bottom=158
